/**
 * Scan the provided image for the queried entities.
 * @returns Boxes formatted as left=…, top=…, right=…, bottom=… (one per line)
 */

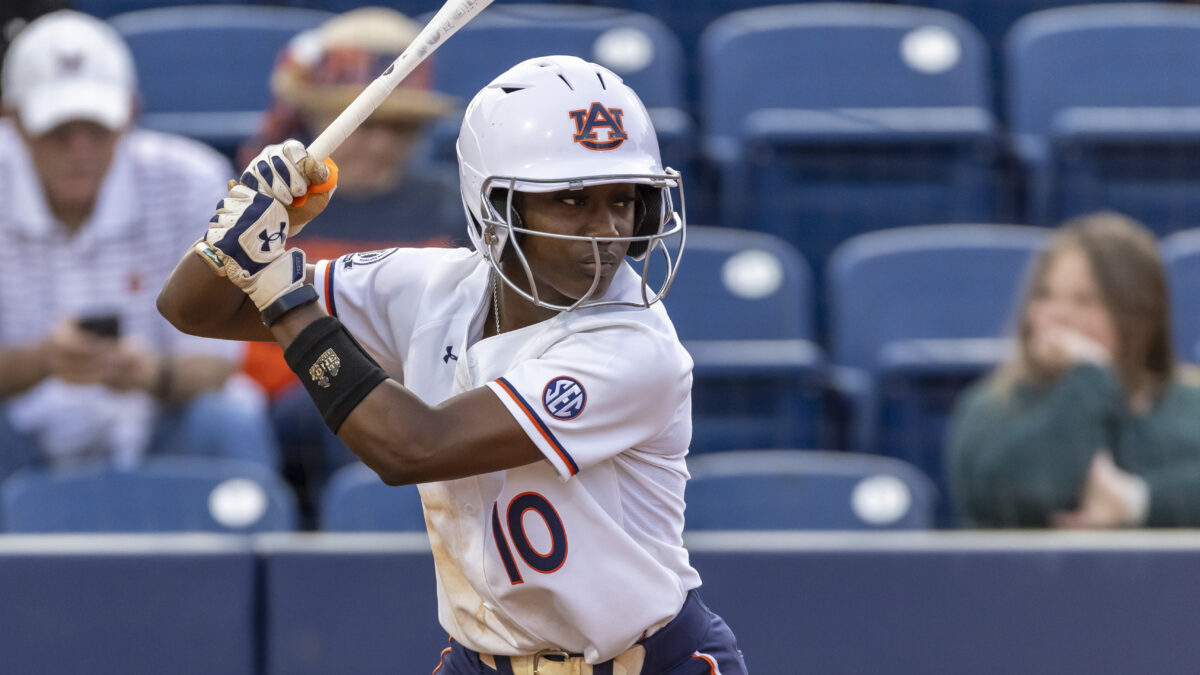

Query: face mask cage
left=476, top=170, right=687, bottom=312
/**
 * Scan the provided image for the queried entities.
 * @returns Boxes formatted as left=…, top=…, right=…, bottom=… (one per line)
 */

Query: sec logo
left=543, top=376, right=586, bottom=420
left=341, top=248, right=398, bottom=269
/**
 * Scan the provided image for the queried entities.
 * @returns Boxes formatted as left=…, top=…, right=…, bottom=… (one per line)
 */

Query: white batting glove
left=194, top=185, right=305, bottom=312
left=238, top=139, right=335, bottom=237
left=240, top=140, right=311, bottom=205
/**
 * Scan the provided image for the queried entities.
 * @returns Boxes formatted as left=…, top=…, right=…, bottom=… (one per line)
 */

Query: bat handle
left=291, top=157, right=339, bottom=208
left=306, top=75, right=398, bottom=161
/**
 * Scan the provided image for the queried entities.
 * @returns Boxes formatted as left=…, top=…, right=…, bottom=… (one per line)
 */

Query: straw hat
left=271, top=7, right=454, bottom=123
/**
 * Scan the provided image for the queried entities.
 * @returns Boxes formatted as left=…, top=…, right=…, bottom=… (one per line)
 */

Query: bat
left=294, top=0, right=494, bottom=205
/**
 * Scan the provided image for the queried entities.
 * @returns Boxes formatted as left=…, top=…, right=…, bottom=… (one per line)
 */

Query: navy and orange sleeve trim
left=323, top=259, right=338, bottom=317
left=494, top=377, right=579, bottom=476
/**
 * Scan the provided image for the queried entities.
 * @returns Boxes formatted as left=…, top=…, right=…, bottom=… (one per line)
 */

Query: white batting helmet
left=456, top=54, right=685, bottom=311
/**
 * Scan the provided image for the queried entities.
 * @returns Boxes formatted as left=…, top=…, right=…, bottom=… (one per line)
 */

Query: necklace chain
left=490, top=272, right=502, bottom=336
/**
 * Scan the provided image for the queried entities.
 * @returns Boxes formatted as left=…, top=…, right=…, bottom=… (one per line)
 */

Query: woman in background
left=947, top=212, right=1200, bottom=528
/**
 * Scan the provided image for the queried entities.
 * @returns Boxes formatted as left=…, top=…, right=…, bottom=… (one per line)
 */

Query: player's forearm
left=0, top=342, right=50, bottom=398
left=268, top=304, right=425, bottom=482
left=270, top=305, right=431, bottom=483
left=158, top=251, right=274, bottom=342
left=270, top=305, right=540, bottom=485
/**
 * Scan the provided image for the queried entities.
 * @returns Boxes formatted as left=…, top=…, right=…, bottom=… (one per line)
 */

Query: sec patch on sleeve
left=543, top=376, right=586, bottom=420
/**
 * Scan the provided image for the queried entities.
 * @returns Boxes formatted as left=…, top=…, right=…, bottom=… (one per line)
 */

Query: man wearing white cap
left=0, top=10, right=279, bottom=479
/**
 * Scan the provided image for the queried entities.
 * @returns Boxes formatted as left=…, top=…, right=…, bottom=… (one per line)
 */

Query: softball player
left=159, top=55, right=747, bottom=674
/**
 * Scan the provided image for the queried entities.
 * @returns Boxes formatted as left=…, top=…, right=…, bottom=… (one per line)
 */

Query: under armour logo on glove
left=197, top=185, right=309, bottom=315
left=259, top=222, right=286, bottom=252
left=202, top=187, right=290, bottom=277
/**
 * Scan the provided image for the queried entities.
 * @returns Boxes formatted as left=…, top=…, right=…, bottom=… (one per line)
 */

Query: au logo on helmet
left=569, top=102, right=627, bottom=151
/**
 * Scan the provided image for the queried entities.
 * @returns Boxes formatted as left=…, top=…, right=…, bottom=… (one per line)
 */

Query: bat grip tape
left=283, top=315, right=388, bottom=433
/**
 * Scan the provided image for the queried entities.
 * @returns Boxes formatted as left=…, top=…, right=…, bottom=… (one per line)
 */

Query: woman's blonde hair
left=997, top=212, right=1174, bottom=397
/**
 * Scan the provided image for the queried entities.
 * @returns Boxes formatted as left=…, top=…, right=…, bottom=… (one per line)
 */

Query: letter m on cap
left=569, top=102, right=627, bottom=151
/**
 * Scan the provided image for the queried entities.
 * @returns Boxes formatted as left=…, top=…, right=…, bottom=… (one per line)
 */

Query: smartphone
left=77, top=313, right=121, bottom=339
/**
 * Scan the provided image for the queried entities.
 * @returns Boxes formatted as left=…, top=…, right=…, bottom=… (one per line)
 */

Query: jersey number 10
left=491, top=492, right=568, bottom=584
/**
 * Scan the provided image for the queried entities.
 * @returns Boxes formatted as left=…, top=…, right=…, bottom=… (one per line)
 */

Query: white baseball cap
left=1, top=10, right=137, bottom=135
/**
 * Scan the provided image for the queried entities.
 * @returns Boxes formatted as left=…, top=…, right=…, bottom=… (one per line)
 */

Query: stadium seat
left=701, top=3, right=1004, bottom=298
left=1161, top=228, right=1200, bottom=365
left=665, top=226, right=831, bottom=453
left=1008, top=3, right=1200, bottom=233
left=286, top=0, right=583, bottom=13
left=595, top=0, right=861, bottom=109
left=421, top=3, right=694, bottom=180
left=108, top=5, right=333, bottom=158
left=0, top=457, right=299, bottom=533
left=318, top=462, right=425, bottom=532
left=74, top=0, right=257, bottom=18
left=685, top=449, right=936, bottom=530
left=911, top=0, right=1148, bottom=82
left=826, top=224, right=1048, bottom=523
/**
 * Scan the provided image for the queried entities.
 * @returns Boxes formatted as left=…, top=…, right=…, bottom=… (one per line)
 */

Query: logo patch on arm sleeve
left=543, top=376, right=586, bottom=420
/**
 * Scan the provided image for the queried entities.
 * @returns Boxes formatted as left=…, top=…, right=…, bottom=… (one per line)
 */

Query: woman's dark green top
left=946, top=364, right=1200, bottom=527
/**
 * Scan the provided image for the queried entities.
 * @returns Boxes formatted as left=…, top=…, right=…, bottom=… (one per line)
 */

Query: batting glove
left=238, top=139, right=338, bottom=237
left=194, top=185, right=306, bottom=312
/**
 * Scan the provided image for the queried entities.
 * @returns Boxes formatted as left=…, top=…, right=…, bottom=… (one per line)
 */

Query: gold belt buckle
left=532, top=649, right=574, bottom=675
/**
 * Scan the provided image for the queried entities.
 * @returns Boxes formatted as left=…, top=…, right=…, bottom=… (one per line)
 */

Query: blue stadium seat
left=75, top=0, right=257, bottom=18
left=319, top=462, right=425, bottom=532
left=0, top=457, right=298, bottom=533
left=827, top=224, right=1048, bottom=524
left=666, top=226, right=831, bottom=453
left=701, top=3, right=1003, bottom=293
left=108, top=5, right=333, bottom=157
left=1162, top=228, right=1200, bottom=365
left=287, top=0, right=583, bottom=13
left=907, top=0, right=1149, bottom=148
left=597, top=0, right=819, bottom=62
left=685, top=449, right=936, bottom=530
left=911, top=1, right=1151, bottom=81
left=1008, top=3, right=1200, bottom=233
left=421, top=3, right=694, bottom=179
left=596, top=0, right=863, bottom=111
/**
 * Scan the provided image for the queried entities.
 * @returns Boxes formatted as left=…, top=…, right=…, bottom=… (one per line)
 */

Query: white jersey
left=314, top=246, right=701, bottom=663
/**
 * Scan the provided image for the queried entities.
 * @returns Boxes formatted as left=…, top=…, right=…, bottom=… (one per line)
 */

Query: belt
left=468, top=590, right=707, bottom=675
left=478, top=645, right=646, bottom=675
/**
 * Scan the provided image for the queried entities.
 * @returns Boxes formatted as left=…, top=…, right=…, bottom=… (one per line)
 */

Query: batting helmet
left=456, top=54, right=685, bottom=311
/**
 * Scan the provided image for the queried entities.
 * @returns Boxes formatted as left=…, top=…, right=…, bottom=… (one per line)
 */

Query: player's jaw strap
left=283, top=315, right=388, bottom=433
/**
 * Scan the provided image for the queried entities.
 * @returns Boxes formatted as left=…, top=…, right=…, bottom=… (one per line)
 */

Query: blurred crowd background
left=8, top=3, right=1200, bottom=674
left=5, top=0, right=1200, bottom=536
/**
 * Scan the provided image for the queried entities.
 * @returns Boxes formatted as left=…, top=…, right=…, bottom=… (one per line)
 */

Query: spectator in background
left=239, top=5, right=464, bottom=259
left=239, top=7, right=463, bottom=523
left=946, top=212, right=1200, bottom=529
left=0, top=10, right=278, bottom=481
